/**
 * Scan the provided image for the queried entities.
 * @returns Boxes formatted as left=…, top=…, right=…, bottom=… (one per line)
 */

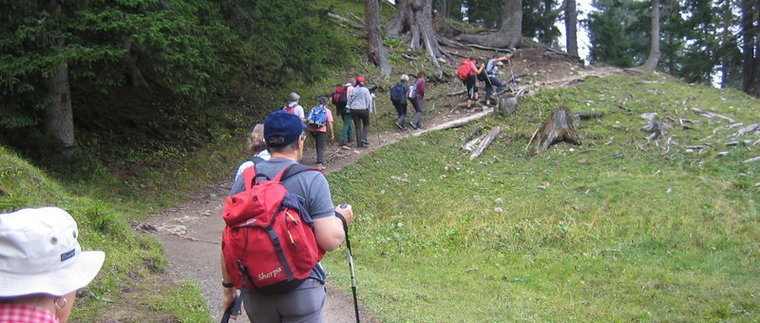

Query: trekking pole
left=336, top=204, right=360, bottom=323
left=507, top=59, right=517, bottom=90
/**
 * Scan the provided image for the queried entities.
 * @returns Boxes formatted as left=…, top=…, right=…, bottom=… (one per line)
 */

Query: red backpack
left=283, top=102, right=298, bottom=115
left=457, top=59, right=474, bottom=81
left=331, top=85, right=348, bottom=105
left=222, top=164, right=325, bottom=295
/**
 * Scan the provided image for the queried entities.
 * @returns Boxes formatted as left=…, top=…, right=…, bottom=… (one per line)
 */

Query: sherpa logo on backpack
left=221, top=164, right=325, bottom=295
left=307, top=106, right=328, bottom=127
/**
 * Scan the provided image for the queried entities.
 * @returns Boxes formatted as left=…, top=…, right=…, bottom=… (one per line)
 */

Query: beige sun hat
left=0, top=207, right=105, bottom=297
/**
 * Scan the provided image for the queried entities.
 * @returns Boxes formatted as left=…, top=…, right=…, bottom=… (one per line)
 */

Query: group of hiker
left=389, top=72, right=428, bottom=130
left=457, top=53, right=513, bottom=108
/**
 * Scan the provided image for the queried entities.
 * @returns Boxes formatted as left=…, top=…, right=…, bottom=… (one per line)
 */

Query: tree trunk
left=457, top=0, right=523, bottom=48
left=123, top=37, right=150, bottom=88
left=44, top=64, right=75, bottom=149
left=43, top=0, right=75, bottom=152
left=641, top=0, right=661, bottom=71
left=364, top=0, right=392, bottom=79
left=564, top=0, right=578, bottom=57
left=740, top=0, right=755, bottom=93
left=387, top=0, right=445, bottom=74
left=387, top=0, right=410, bottom=37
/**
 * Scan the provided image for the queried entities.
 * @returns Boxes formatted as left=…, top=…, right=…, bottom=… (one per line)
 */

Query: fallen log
left=447, top=89, right=466, bottom=96
left=470, top=126, right=501, bottom=160
left=743, top=156, right=760, bottom=163
left=727, top=123, right=759, bottom=138
left=536, top=106, right=581, bottom=151
left=574, top=111, right=604, bottom=120
left=413, top=107, right=494, bottom=137
left=462, top=133, right=487, bottom=152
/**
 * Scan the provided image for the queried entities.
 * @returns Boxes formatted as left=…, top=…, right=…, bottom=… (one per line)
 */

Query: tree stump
left=536, top=106, right=580, bottom=151
left=497, top=96, right=518, bottom=117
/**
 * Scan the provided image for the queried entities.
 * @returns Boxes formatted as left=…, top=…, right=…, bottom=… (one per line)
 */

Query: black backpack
left=477, top=69, right=488, bottom=82
left=390, top=82, right=407, bottom=104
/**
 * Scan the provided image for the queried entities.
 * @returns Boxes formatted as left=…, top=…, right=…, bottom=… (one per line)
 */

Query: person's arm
left=314, top=205, right=354, bottom=251
left=328, top=110, right=335, bottom=140
left=304, top=173, right=353, bottom=250
left=220, top=253, right=238, bottom=316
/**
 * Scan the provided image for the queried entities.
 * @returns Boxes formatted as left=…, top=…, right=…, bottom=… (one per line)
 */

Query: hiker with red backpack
left=457, top=57, right=484, bottom=108
left=221, top=110, right=354, bottom=322
left=333, top=79, right=355, bottom=148
left=283, top=92, right=307, bottom=123
left=307, top=97, right=334, bottom=169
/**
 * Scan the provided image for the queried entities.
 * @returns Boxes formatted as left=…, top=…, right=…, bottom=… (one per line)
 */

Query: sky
left=554, top=0, right=595, bottom=64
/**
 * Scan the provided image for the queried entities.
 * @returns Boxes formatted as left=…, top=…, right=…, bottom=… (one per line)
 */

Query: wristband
left=222, top=281, right=234, bottom=288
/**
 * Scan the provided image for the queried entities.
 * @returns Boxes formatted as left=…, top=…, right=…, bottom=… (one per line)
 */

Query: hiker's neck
left=270, top=147, right=302, bottom=162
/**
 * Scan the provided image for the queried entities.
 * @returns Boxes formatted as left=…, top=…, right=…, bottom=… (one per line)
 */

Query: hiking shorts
left=241, top=279, right=326, bottom=323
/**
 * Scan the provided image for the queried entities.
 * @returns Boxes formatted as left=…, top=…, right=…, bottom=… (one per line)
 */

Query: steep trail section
left=144, top=50, right=619, bottom=321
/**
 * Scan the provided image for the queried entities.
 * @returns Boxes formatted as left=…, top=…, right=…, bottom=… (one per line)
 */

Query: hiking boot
left=361, top=139, right=370, bottom=145
left=395, top=121, right=404, bottom=130
left=316, top=163, right=326, bottom=170
left=409, top=122, right=418, bottom=130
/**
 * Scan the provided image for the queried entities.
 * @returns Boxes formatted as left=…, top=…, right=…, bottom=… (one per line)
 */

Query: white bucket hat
left=0, top=207, right=105, bottom=297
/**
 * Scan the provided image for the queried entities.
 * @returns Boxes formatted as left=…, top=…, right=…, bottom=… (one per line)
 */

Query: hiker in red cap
left=347, top=76, right=373, bottom=148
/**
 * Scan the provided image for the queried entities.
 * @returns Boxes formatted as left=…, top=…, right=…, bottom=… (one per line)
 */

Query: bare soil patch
left=137, top=48, right=620, bottom=322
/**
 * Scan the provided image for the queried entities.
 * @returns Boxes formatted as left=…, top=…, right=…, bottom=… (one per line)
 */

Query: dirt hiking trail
left=143, top=49, right=621, bottom=322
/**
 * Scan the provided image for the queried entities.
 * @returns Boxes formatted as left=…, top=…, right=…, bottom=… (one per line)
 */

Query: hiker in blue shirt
left=484, top=54, right=512, bottom=105
left=222, top=111, right=354, bottom=322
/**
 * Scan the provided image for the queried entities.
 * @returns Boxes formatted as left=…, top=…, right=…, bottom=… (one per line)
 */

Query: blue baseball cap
left=264, top=110, right=306, bottom=147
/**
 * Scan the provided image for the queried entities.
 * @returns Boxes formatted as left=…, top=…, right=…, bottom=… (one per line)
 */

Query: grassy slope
left=323, top=73, right=759, bottom=322
left=0, top=146, right=209, bottom=322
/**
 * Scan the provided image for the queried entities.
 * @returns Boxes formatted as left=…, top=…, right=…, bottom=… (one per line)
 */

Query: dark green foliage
left=585, top=0, right=649, bottom=67
left=463, top=0, right=502, bottom=28
left=217, top=0, right=348, bottom=86
left=523, top=0, right=562, bottom=45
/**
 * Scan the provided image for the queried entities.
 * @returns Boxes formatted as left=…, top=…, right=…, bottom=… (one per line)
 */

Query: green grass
left=0, top=145, right=210, bottom=322
left=322, top=73, right=759, bottom=322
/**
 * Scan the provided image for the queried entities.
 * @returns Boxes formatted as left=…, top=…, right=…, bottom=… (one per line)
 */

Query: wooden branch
left=470, top=126, right=501, bottom=160
left=447, top=89, right=466, bottom=96
left=742, top=156, right=760, bottom=163
left=692, top=107, right=735, bottom=123
left=327, top=12, right=365, bottom=29
left=525, top=126, right=540, bottom=150
left=463, top=43, right=513, bottom=52
left=413, top=107, right=494, bottom=137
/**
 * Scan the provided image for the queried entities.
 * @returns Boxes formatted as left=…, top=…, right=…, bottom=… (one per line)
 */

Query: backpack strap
left=242, top=165, right=257, bottom=191
left=274, top=163, right=321, bottom=182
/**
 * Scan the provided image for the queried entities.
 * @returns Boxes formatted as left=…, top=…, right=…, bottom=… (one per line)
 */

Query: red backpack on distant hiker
left=457, top=59, right=474, bottom=81
left=331, top=85, right=348, bottom=105
left=221, top=164, right=325, bottom=295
